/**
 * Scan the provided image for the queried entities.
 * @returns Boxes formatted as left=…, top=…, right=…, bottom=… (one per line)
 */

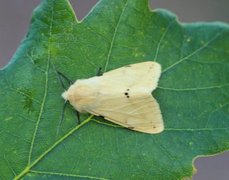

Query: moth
left=62, top=61, right=164, bottom=134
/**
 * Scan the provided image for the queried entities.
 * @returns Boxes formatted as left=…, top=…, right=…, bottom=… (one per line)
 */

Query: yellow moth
left=62, top=61, right=164, bottom=134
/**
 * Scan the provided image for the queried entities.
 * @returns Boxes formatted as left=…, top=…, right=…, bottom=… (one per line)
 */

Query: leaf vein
left=8, top=87, right=41, bottom=105
left=92, top=119, right=122, bottom=128
left=162, top=30, right=226, bottom=73
left=27, top=1, right=54, bottom=166
left=154, top=19, right=175, bottom=62
left=165, top=127, right=227, bottom=132
left=151, top=138, right=180, bottom=179
left=204, top=102, right=229, bottom=128
left=30, top=170, right=109, bottom=180
left=158, top=83, right=229, bottom=91
left=104, top=0, right=129, bottom=71
left=4, top=154, right=16, bottom=176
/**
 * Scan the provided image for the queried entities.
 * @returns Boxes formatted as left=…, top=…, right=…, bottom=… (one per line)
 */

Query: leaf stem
left=14, top=115, right=94, bottom=180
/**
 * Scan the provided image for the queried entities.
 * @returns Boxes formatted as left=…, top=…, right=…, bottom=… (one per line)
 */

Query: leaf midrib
left=14, top=115, right=94, bottom=180
left=27, top=1, right=54, bottom=166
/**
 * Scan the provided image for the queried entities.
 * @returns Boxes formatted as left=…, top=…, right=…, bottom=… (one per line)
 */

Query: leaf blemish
left=19, top=88, right=35, bottom=113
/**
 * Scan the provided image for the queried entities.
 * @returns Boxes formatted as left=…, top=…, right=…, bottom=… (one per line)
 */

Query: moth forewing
left=62, top=61, right=164, bottom=134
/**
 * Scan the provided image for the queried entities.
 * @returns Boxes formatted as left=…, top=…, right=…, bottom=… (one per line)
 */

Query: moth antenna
left=75, top=110, right=81, bottom=124
left=56, top=71, right=82, bottom=126
left=56, top=100, right=68, bottom=137
left=57, top=71, right=73, bottom=90
left=96, top=67, right=103, bottom=76
left=57, top=74, right=67, bottom=90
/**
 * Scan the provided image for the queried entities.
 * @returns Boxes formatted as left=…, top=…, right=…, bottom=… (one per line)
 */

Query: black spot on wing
left=124, top=91, right=130, bottom=98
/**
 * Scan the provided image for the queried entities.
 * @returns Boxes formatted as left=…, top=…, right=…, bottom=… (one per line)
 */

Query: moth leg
left=94, top=115, right=105, bottom=122
left=60, top=101, right=68, bottom=125
left=57, top=71, right=73, bottom=90
left=56, top=100, right=68, bottom=136
left=57, top=70, right=81, bottom=125
left=56, top=71, right=76, bottom=131
left=74, top=110, right=81, bottom=124
left=96, top=67, right=103, bottom=76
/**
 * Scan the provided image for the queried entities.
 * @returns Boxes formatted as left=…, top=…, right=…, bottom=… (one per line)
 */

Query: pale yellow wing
left=102, top=61, right=161, bottom=92
left=84, top=61, right=163, bottom=134
left=86, top=94, right=164, bottom=134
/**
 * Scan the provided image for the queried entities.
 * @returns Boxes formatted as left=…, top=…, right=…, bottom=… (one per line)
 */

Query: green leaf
left=0, top=0, right=228, bottom=179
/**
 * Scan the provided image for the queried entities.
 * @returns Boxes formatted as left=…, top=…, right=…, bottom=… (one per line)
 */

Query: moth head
left=61, top=79, right=98, bottom=112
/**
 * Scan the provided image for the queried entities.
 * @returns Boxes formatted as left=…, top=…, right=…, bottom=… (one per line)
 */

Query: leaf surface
left=0, top=0, right=228, bottom=179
